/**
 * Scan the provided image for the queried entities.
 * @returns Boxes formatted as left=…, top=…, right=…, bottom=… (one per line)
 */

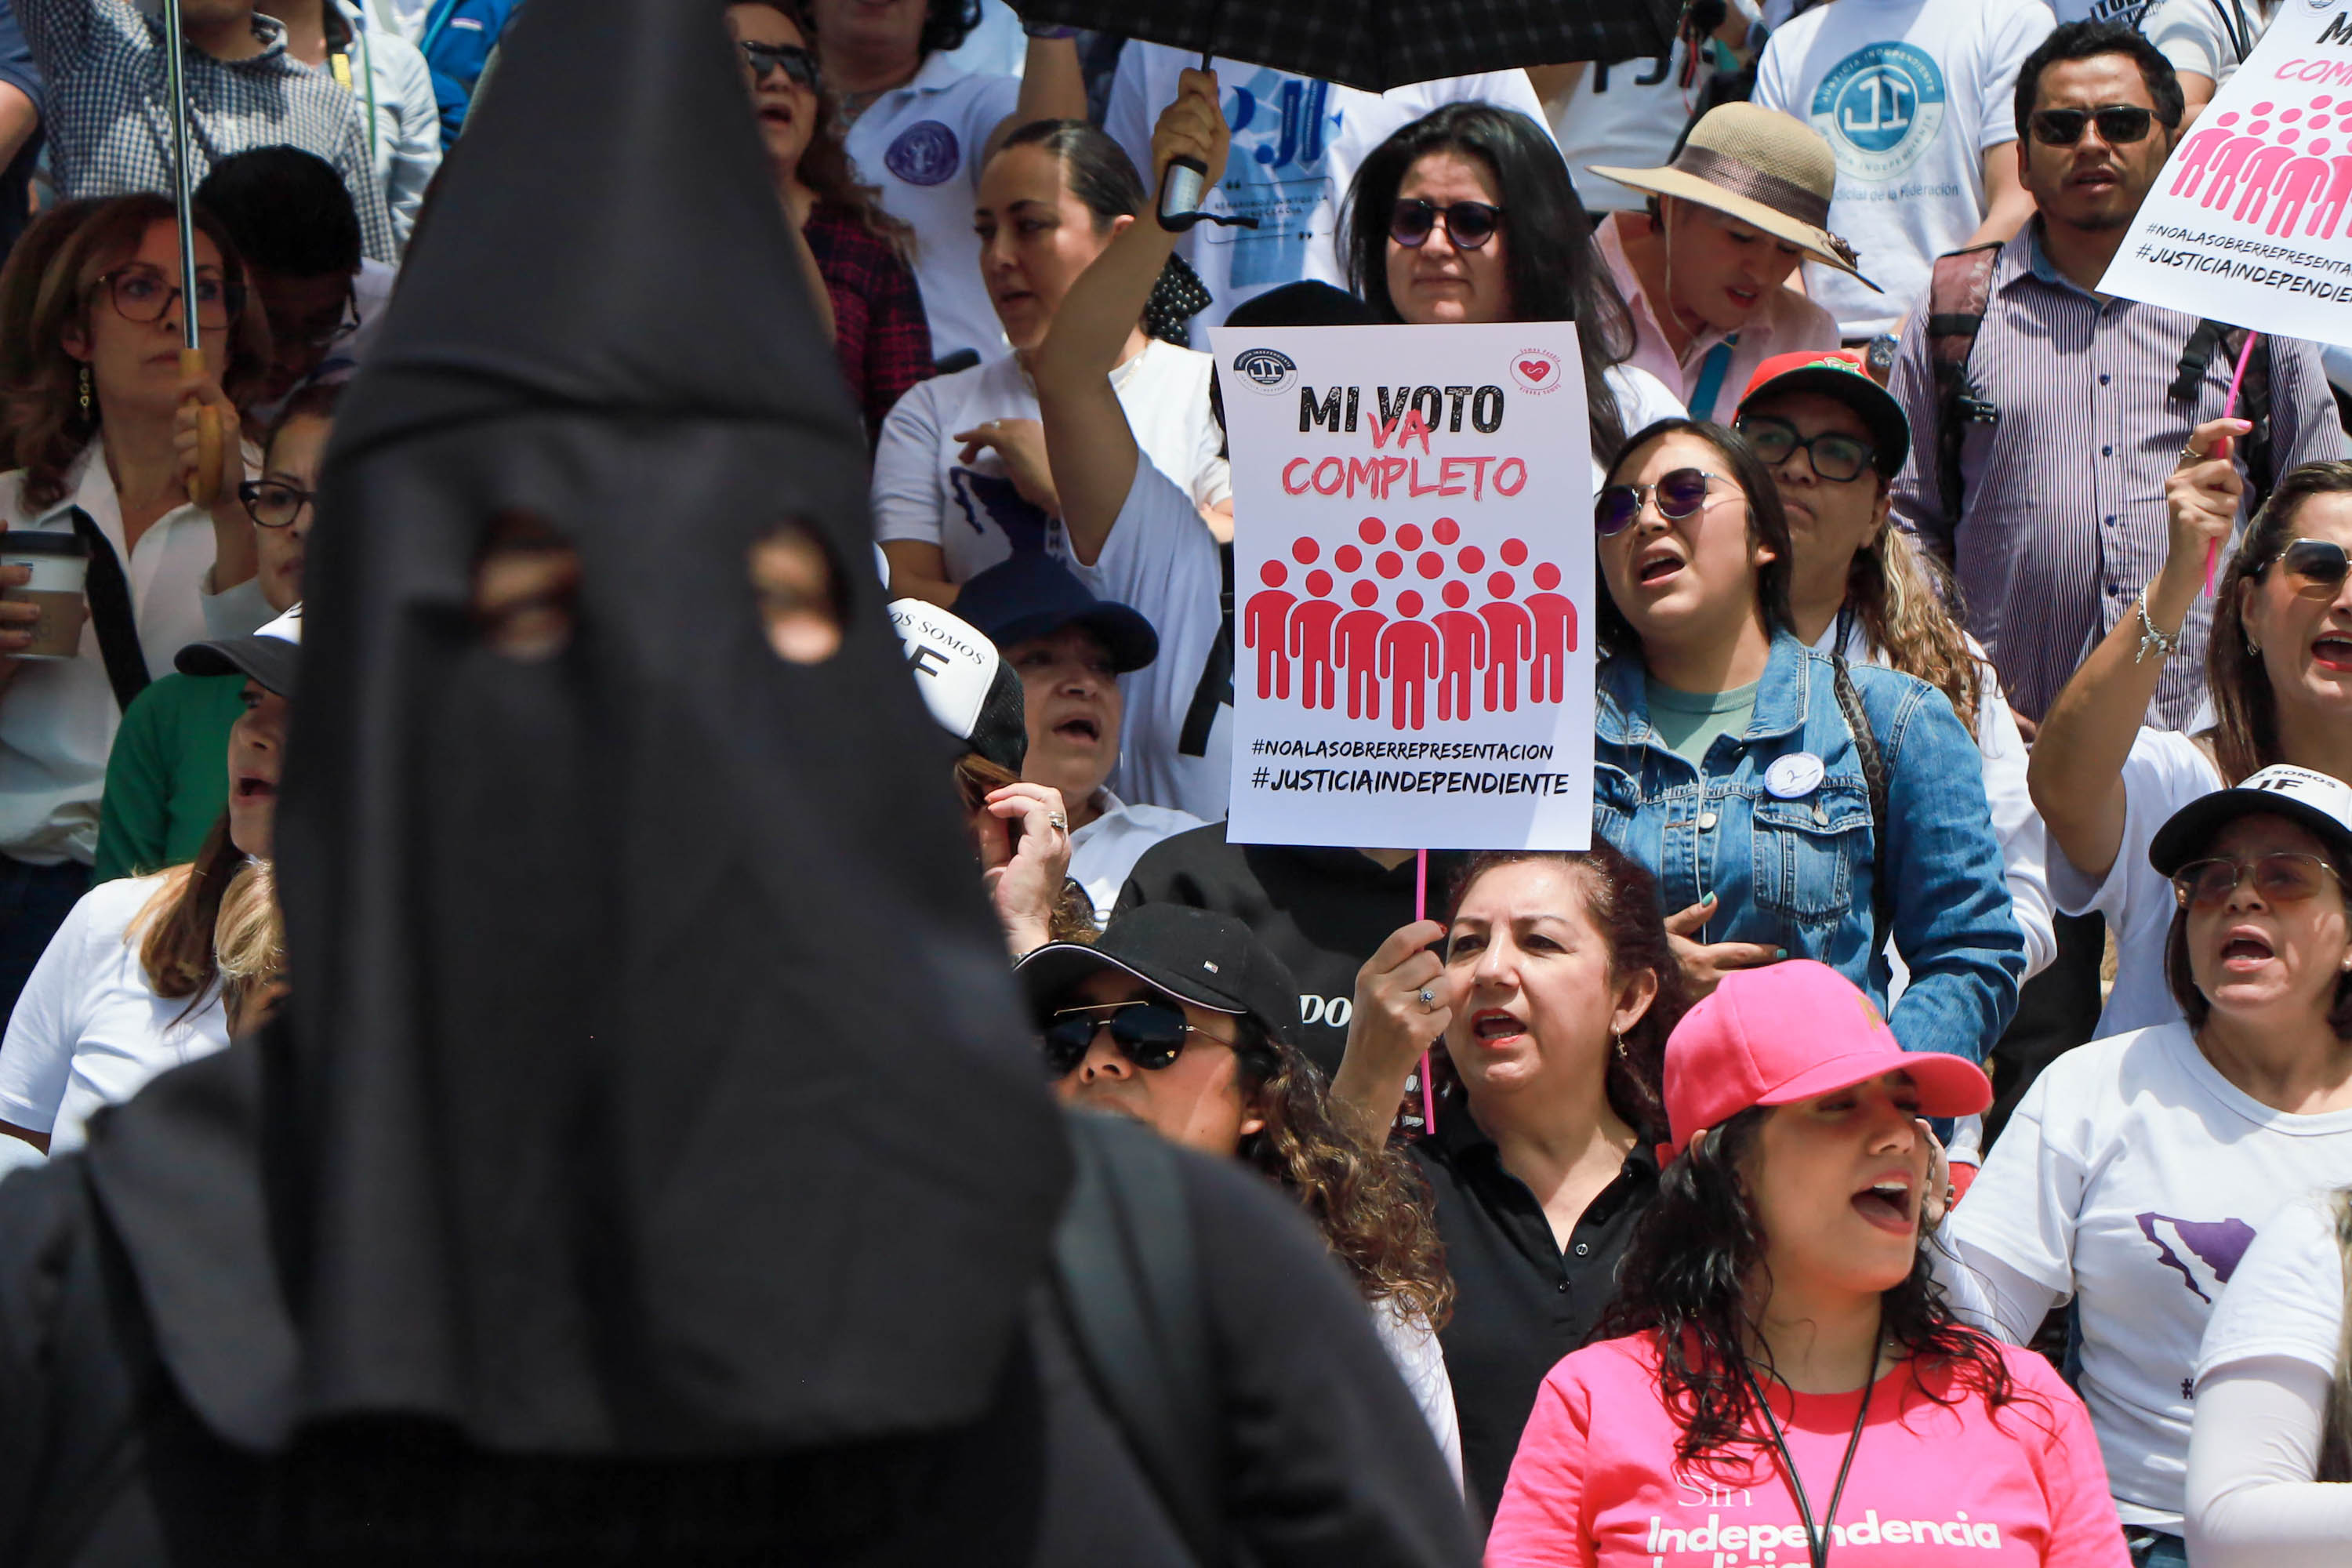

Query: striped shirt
left=1887, top=223, right=2343, bottom=728
left=19, top=0, right=396, bottom=262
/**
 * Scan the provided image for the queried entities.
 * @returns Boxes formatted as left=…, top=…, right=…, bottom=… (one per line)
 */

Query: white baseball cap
left=2151, top=764, right=2352, bottom=877
left=887, top=597, right=1029, bottom=775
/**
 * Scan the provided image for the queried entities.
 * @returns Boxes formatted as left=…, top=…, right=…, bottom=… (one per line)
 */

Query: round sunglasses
left=1041, top=1000, right=1236, bottom=1077
left=2171, top=851, right=2344, bottom=912
left=1594, top=467, right=1730, bottom=537
left=1736, top=416, right=1876, bottom=484
left=1390, top=198, right=1503, bottom=250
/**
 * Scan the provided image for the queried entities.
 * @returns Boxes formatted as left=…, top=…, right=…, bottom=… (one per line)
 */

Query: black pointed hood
left=89, top=0, right=1069, bottom=1457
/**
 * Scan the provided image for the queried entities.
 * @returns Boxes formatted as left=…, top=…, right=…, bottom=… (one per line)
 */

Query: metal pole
left=158, top=0, right=202, bottom=358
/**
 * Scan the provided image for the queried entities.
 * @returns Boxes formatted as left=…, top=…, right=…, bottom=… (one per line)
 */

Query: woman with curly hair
left=1487, top=960, right=2125, bottom=1566
left=1024, top=902, right=1461, bottom=1482
left=1334, top=844, right=1687, bottom=1523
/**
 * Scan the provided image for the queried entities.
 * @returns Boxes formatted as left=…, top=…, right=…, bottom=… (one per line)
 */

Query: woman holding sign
left=1589, top=418, right=2022, bottom=1064
left=2031, top=434, right=2352, bottom=1040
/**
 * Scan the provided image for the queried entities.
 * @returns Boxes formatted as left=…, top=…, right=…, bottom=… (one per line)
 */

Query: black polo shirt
left=1410, top=1104, right=1658, bottom=1524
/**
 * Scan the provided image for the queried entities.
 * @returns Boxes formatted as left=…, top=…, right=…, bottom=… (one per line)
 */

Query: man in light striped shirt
left=1886, top=20, right=2342, bottom=731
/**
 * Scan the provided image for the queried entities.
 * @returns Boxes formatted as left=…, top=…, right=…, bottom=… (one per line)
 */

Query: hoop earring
left=76, top=363, right=89, bottom=415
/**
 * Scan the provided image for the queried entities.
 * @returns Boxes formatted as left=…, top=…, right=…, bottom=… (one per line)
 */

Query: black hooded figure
left=0, top=0, right=1481, bottom=1563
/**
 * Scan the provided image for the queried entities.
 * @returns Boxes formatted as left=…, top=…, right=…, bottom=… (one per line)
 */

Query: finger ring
left=2179, top=445, right=2204, bottom=461
left=1047, top=813, right=1066, bottom=830
left=1417, top=988, right=1436, bottom=1009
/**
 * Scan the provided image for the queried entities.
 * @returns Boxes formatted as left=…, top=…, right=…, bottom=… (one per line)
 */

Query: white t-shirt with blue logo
left=843, top=52, right=1021, bottom=366
left=1753, top=0, right=2056, bottom=338
left=1103, top=44, right=1554, bottom=343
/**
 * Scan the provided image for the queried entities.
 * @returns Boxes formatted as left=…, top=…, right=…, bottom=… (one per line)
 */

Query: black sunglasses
left=1737, top=416, right=1876, bottom=484
left=1390, top=198, right=1503, bottom=250
left=2027, top=104, right=2158, bottom=147
left=2270, top=537, right=2352, bottom=590
left=739, top=39, right=818, bottom=89
left=1041, top=1000, right=1235, bottom=1076
left=1595, top=467, right=1726, bottom=537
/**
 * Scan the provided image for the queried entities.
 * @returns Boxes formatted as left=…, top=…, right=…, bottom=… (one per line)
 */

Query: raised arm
left=983, top=31, right=1086, bottom=163
left=2030, top=416, right=2243, bottom=882
left=1032, top=65, right=1225, bottom=567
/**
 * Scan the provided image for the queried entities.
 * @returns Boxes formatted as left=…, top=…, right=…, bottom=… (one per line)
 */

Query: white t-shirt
left=1550, top=44, right=1702, bottom=214
left=1103, top=45, right=1554, bottom=343
left=1058, top=463, right=1232, bottom=822
left=872, top=343, right=1230, bottom=586
left=1067, top=787, right=1202, bottom=923
left=1949, top=1021, right=2352, bottom=1528
left=1369, top=1300, right=1464, bottom=1491
left=1752, top=0, right=2056, bottom=338
left=2143, top=0, right=2276, bottom=87
left=2047, top=727, right=2225, bottom=1038
left=1594, top=362, right=1688, bottom=488
left=2049, top=0, right=2154, bottom=22
left=0, top=446, right=271, bottom=865
left=0, top=872, right=231, bottom=1156
left=842, top=52, right=1022, bottom=365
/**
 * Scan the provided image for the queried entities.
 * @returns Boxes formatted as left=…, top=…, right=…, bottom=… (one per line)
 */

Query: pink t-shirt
left=1487, top=1333, right=2128, bottom=1567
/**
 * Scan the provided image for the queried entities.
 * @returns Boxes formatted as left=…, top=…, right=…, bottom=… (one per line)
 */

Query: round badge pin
left=1766, top=752, right=1825, bottom=799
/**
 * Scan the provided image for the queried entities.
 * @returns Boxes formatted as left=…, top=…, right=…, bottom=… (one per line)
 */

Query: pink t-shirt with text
left=1486, top=1333, right=2127, bottom=1567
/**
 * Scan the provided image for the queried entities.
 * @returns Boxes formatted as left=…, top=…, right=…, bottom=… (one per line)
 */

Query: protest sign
left=2099, top=0, right=2352, bottom=343
left=1207, top=322, right=1595, bottom=851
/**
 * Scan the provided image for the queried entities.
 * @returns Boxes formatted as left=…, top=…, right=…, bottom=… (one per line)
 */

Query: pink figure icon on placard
left=1334, top=581, right=1387, bottom=721
left=2272, top=140, right=2331, bottom=235
left=1243, top=560, right=1297, bottom=701
left=1288, top=568, right=1342, bottom=710
left=1433, top=579, right=1488, bottom=721
left=1478, top=570, right=1532, bottom=714
left=2234, top=129, right=2301, bottom=224
left=2204, top=122, right=2271, bottom=210
left=2170, top=111, right=2241, bottom=199
left=2315, top=152, right=2352, bottom=238
left=1378, top=590, right=1441, bottom=731
left=1524, top=562, right=1577, bottom=704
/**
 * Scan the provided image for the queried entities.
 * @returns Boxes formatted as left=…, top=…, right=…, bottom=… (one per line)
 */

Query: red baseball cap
left=1733, top=347, right=1909, bottom=481
left=1661, top=961, right=1991, bottom=1156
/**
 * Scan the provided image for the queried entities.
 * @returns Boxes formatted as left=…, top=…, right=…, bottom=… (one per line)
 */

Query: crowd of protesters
left=0, top=0, right=2350, bottom=1562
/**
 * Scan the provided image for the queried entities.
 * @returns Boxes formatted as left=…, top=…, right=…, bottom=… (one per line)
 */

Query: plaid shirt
left=20, top=0, right=397, bottom=261
left=804, top=201, right=932, bottom=442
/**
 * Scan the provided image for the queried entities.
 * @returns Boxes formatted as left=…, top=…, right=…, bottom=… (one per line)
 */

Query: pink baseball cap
left=1661, top=961, right=1991, bottom=1157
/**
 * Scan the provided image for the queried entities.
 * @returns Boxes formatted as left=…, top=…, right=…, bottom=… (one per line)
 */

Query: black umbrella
left=1018, top=0, right=1679, bottom=96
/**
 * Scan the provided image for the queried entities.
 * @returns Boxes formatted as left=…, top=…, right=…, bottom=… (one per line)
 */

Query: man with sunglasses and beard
left=1886, top=21, right=2344, bottom=739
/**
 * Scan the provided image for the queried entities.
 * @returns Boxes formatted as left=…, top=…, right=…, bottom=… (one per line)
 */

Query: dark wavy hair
left=1596, top=1105, right=2031, bottom=1466
left=2206, top=460, right=2352, bottom=785
left=1596, top=419, right=1794, bottom=662
left=1443, top=840, right=1688, bottom=1139
left=1229, top=1018, right=1455, bottom=1331
left=1340, top=101, right=1635, bottom=466
left=746, top=1, right=916, bottom=251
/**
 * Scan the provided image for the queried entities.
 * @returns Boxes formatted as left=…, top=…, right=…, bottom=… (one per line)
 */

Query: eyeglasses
left=2170, top=851, right=2345, bottom=911
left=2027, top=104, right=2158, bottom=147
left=237, top=479, right=314, bottom=529
left=739, top=39, right=818, bottom=89
left=93, top=265, right=244, bottom=330
left=1389, top=198, right=1503, bottom=250
left=2270, top=537, right=2352, bottom=592
left=1595, top=467, right=1729, bottom=537
left=1041, top=1000, right=1236, bottom=1076
left=1736, top=416, right=1876, bottom=484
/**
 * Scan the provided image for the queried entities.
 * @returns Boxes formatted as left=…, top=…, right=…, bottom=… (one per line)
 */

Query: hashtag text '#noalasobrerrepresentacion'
left=1249, top=738, right=1557, bottom=760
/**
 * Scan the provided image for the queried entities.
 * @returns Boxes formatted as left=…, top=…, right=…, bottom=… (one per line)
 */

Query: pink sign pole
left=1416, top=848, right=1436, bottom=1133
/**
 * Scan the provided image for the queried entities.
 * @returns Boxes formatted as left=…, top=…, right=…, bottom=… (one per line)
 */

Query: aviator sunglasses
left=1041, top=1000, right=1236, bottom=1076
left=2171, top=852, right=2346, bottom=911
left=2027, top=104, right=2158, bottom=147
left=1594, top=467, right=1728, bottom=537
left=1389, top=198, right=1503, bottom=249
left=2270, top=537, right=2352, bottom=592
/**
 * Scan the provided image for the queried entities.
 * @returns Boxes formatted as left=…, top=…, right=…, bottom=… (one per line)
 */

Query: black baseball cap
left=1017, top=905, right=1302, bottom=1048
left=953, top=552, right=1158, bottom=675
left=175, top=604, right=303, bottom=696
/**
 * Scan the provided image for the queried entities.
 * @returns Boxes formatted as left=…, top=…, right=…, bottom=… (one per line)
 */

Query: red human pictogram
left=1243, top=560, right=1298, bottom=701
left=1378, top=591, right=1441, bottom=731
left=1334, top=581, right=1387, bottom=721
left=1524, top=562, right=1577, bottom=704
left=1433, top=580, right=1488, bottom=721
left=1478, top=571, right=1532, bottom=714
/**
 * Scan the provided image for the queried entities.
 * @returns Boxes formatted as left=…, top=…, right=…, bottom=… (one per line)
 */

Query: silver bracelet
left=2132, top=590, right=2184, bottom=664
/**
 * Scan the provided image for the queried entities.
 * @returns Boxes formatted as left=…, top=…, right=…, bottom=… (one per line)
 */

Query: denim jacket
left=1594, top=633, right=2024, bottom=1062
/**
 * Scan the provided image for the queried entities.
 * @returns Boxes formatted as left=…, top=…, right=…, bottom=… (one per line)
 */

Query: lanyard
left=1743, top=1359, right=1876, bottom=1568
left=1687, top=336, right=1737, bottom=423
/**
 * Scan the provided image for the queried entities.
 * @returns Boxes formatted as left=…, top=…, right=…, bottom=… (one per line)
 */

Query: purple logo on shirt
left=2134, top=1212, right=2257, bottom=1303
left=884, top=120, right=962, bottom=187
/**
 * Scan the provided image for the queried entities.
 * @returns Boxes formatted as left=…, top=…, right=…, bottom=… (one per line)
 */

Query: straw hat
left=1590, top=103, right=1881, bottom=292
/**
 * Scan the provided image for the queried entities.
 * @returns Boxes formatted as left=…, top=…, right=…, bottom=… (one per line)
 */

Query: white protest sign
left=1207, top=322, right=1595, bottom=851
left=2100, top=0, right=2352, bottom=343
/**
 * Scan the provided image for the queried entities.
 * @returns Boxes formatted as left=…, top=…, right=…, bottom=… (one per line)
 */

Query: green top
left=1644, top=676, right=1759, bottom=769
left=90, top=673, right=245, bottom=885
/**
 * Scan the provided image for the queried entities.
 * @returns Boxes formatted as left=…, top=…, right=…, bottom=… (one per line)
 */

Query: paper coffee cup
left=1, top=531, right=90, bottom=660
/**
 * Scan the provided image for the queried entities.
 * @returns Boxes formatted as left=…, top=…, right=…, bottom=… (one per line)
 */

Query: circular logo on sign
left=884, top=120, right=962, bottom=187
left=1232, top=346, right=1298, bottom=394
left=1508, top=347, right=1561, bottom=394
left=1809, top=42, right=1947, bottom=181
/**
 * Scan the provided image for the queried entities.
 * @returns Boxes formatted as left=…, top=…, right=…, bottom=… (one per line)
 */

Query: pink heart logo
left=1519, top=358, right=1552, bottom=381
